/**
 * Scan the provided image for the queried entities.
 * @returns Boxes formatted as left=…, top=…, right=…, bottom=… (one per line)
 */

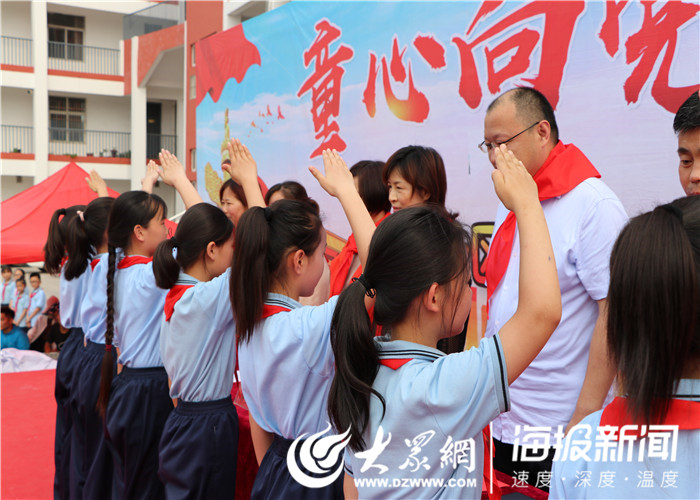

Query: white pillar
left=31, top=0, right=48, bottom=183
left=174, top=94, right=186, bottom=214
left=130, top=36, right=147, bottom=191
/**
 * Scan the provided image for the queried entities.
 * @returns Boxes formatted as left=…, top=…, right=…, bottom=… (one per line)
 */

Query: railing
left=2, top=125, right=34, bottom=154
left=47, top=42, right=120, bottom=76
left=48, top=128, right=130, bottom=158
left=147, top=134, right=177, bottom=159
left=123, top=1, right=185, bottom=39
left=1, top=36, right=32, bottom=67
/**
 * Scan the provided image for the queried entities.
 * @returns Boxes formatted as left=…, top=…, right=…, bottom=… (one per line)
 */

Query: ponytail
left=44, top=205, right=85, bottom=275
left=328, top=280, right=385, bottom=451
left=65, top=197, right=114, bottom=280
left=231, top=200, right=322, bottom=342
left=154, top=203, right=233, bottom=290
left=153, top=238, right=180, bottom=290
left=231, top=207, right=270, bottom=342
left=96, top=245, right=117, bottom=416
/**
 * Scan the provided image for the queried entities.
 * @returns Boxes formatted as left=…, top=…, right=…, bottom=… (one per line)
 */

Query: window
left=50, top=96, right=86, bottom=142
left=191, top=44, right=196, bottom=67
left=48, top=13, right=84, bottom=60
left=189, top=74, right=196, bottom=100
left=190, top=148, right=196, bottom=172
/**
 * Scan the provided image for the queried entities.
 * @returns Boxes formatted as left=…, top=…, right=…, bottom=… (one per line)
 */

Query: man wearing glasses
left=481, top=87, right=627, bottom=489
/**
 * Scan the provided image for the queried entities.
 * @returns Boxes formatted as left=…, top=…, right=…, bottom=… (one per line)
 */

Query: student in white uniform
left=154, top=204, right=236, bottom=499
left=551, top=196, right=700, bottom=499
left=63, top=196, right=115, bottom=499
left=230, top=146, right=376, bottom=499
left=43, top=204, right=87, bottom=500
left=1, top=266, right=16, bottom=306
left=95, top=151, right=201, bottom=500
left=330, top=146, right=562, bottom=499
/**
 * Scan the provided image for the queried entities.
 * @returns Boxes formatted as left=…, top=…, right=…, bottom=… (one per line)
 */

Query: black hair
left=14, top=269, right=24, bottom=279
left=673, top=90, right=700, bottom=134
left=219, top=178, right=248, bottom=209
left=96, top=190, right=167, bottom=416
left=351, top=160, right=391, bottom=216
left=231, top=200, right=323, bottom=343
left=488, top=87, right=560, bottom=144
left=607, top=196, right=700, bottom=425
left=2, top=265, right=11, bottom=274
left=328, top=206, right=471, bottom=451
left=29, top=272, right=41, bottom=281
left=382, top=146, right=458, bottom=219
left=154, top=203, right=234, bottom=290
left=64, top=197, right=114, bottom=281
left=15, top=278, right=25, bottom=286
left=43, top=205, right=86, bottom=275
left=264, top=181, right=320, bottom=215
left=2, top=305, right=15, bottom=320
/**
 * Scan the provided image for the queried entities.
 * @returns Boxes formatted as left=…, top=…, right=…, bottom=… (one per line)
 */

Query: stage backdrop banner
left=196, top=0, right=699, bottom=345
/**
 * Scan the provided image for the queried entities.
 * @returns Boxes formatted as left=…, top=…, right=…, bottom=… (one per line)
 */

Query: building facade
left=1, top=0, right=287, bottom=215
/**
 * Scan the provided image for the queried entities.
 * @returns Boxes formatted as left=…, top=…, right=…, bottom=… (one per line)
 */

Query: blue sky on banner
left=196, top=0, right=699, bottom=237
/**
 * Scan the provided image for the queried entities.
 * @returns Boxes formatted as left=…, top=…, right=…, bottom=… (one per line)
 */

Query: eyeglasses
left=478, top=122, right=540, bottom=153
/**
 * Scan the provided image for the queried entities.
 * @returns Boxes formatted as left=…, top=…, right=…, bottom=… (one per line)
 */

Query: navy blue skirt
left=158, top=397, right=239, bottom=500
left=105, top=366, right=173, bottom=500
left=76, top=339, right=118, bottom=500
left=53, top=327, right=83, bottom=500
left=251, top=434, right=344, bottom=500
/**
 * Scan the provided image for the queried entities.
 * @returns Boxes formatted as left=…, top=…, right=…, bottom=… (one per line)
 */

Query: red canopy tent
left=0, top=163, right=183, bottom=265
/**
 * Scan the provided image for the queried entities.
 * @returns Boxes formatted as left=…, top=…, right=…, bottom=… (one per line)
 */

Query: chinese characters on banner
left=298, top=0, right=698, bottom=159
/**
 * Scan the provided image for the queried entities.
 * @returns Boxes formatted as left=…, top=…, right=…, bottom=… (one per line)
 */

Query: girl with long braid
left=95, top=152, right=201, bottom=499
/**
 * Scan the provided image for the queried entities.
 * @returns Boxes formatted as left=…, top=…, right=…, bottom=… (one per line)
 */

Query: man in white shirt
left=480, top=87, right=628, bottom=488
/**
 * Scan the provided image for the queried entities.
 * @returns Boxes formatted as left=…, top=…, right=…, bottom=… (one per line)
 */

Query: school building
left=1, top=0, right=287, bottom=215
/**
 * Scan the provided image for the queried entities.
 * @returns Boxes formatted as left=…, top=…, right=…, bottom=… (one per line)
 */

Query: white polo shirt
left=345, top=336, right=510, bottom=499
left=238, top=293, right=339, bottom=439
left=160, top=270, right=236, bottom=402
left=485, top=177, right=627, bottom=442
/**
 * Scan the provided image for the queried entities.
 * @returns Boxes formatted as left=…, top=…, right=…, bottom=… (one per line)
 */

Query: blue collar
left=375, top=338, right=444, bottom=362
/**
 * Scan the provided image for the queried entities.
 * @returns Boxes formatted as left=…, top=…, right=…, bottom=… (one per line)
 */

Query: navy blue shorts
left=53, top=327, right=83, bottom=500
left=251, top=434, right=344, bottom=500
left=76, top=340, right=118, bottom=500
left=105, top=366, right=173, bottom=500
left=158, top=397, right=239, bottom=500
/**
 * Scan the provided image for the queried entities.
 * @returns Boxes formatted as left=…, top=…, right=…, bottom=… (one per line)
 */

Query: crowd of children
left=19, top=88, right=698, bottom=500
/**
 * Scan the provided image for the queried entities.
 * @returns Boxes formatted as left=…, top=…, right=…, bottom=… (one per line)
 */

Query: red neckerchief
left=378, top=358, right=412, bottom=369
left=2, top=281, right=8, bottom=299
left=484, top=142, right=600, bottom=302
left=90, top=258, right=100, bottom=271
left=60, top=256, right=68, bottom=268
left=599, top=396, right=700, bottom=439
left=261, top=304, right=292, bottom=318
left=117, top=255, right=152, bottom=269
left=329, top=213, right=390, bottom=297
left=28, top=289, right=38, bottom=311
left=164, top=285, right=195, bottom=321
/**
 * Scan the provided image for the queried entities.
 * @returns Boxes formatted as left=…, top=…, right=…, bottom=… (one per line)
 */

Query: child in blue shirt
left=1, top=306, right=30, bottom=350
left=24, top=272, right=46, bottom=330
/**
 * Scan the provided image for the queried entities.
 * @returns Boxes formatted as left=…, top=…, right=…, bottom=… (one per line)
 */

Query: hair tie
left=76, top=210, right=85, bottom=222
left=105, top=344, right=112, bottom=351
left=170, top=236, right=178, bottom=248
left=352, top=274, right=376, bottom=298
left=659, top=203, right=683, bottom=222
left=263, top=207, right=273, bottom=222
